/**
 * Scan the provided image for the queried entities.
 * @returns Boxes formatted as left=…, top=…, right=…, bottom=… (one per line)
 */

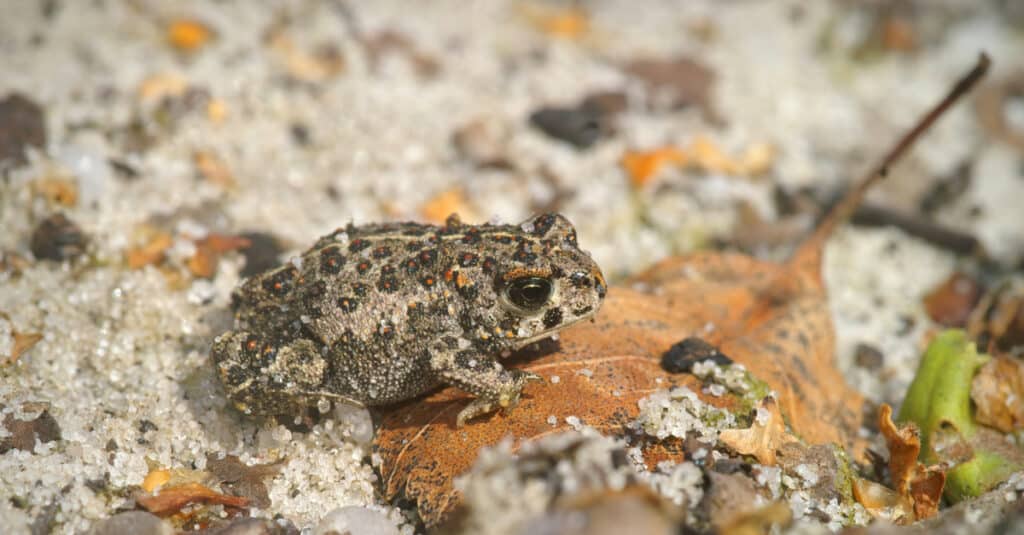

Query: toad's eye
left=505, top=277, right=553, bottom=310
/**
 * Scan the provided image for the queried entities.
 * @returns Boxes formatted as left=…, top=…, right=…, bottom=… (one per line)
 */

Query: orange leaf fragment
left=7, top=331, right=43, bottom=364
left=167, top=18, right=214, bottom=53
left=878, top=403, right=920, bottom=494
left=193, top=150, right=236, bottom=190
left=206, top=99, right=228, bottom=123
left=875, top=404, right=946, bottom=521
left=620, top=147, right=687, bottom=187
left=528, top=6, right=590, bottom=40
left=719, top=397, right=798, bottom=466
left=971, top=355, right=1024, bottom=433
left=690, top=136, right=742, bottom=175
left=420, top=189, right=476, bottom=225
left=142, top=468, right=171, bottom=493
left=32, top=177, right=79, bottom=207
left=126, top=230, right=173, bottom=269
left=136, top=482, right=248, bottom=517
left=187, top=234, right=251, bottom=279
left=851, top=477, right=913, bottom=523
left=923, top=272, right=983, bottom=327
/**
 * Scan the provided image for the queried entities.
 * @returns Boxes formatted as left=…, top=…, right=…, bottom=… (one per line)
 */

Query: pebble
left=528, top=106, right=603, bottom=149
left=30, top=213, right=88, bottom=261
left=660, top=337, right=732, bottom=374
left=89, top=511, right=172, bottom=535
left=0, top=92, right=46, bottom=167
left=313, top=506, right=401, bottom=535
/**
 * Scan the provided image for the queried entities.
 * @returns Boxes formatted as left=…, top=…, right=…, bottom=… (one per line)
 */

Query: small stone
left=239, top=231, right=285, bottom=277
left=313, top=506, right=400, bottom=535
left=660, top=337, right=732, bottom=373
left=853, top=343, right=884, bottom=370
left=528, top=106, right=603, bottom=149
left=89, top=511, right=173, bottom=535
left=30, top=213, right=88, bottom=261
left=0, top=93, right=46, bottom=167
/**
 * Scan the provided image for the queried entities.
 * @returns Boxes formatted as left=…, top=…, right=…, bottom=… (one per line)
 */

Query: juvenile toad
left=212, top=213, right=606, bottom=426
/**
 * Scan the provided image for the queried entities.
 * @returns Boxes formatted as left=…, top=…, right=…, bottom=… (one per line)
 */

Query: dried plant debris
left=0, top=402, right=62, bottom=454
left=29, top=213, right=88, bottom=261
left=0, top=92, right=46, bottom=168
left=968, top=277, right=1024, bottom=354
left=205, top=453, right=284, bottom=509
left=971, top=355, right=1024, bottom=433
left=976, top=71, right=1024, bottom=153
left=166, top=18, right=216, bottom=54
left=718, top=397, right=799, bottom=466
left=923, top=271, right=984, bottom=328
left=622, top=56, right=717, bottom=119
left=375, top=54, right=990, bottom=526
left=361, top=29, right=441, bottom=79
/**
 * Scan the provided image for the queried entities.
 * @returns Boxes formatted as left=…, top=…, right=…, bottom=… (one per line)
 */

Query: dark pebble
left=239, top=231, right=285, bottom=277
left=853, top=343, right=885, bottom=370
left=289, top=123, right=311, bottom=146
left=89, top=511, right=172, bottom=535
left=528, top=106, right=603, bottom=149
left=30, top=213, right=88, bottom=261
left=660, top=337, right=733, bottom=373
left=0, top=93, right=47, bottom=168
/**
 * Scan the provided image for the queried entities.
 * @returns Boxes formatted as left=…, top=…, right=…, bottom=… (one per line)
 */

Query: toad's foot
left=454, top=369, right=542, bottom=427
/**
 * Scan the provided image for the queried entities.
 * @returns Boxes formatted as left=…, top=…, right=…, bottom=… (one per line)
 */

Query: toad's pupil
left=508, top=277, right=552, bottom=309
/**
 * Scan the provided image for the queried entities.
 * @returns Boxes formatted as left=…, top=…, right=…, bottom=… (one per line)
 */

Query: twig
left=791, top=53, right=990, bottom=267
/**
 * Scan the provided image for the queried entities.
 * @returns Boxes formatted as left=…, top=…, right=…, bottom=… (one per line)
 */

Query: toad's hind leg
left=212, top=330, right=362, bottom=417
left=433, top=350, right=542, bottom=427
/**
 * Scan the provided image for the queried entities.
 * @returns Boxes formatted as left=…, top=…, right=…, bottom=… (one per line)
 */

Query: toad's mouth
left=509, top=312, right=595, bottom=350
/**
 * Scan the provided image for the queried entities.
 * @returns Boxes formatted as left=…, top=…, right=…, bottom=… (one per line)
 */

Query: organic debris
left=622, top=56, right=717, bottom=118
left=0, top=402, right=62, bottom=454
left=971, top=355, right=1024, bottom=433
left=135, top=482, right=249, bottom=517
left=923, top=272, right=984, bottom=327
left=205, top=454, right=284, bottom=509
left=968, top=278, right=1024, bottom=353
left=30, top=213, right=88, bottom=261
left=166, top=18, right=215, bottom=53
left=0, top=92, right=46, bottom=167
left=374, top=54, right=991, bottom=526
left=718, top=397, right=798, bottom=466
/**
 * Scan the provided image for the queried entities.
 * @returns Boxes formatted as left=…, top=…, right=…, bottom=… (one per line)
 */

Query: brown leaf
left=136, top=482, right=248, bottom=517
left=968, top=278, right=1024, bottom=353
left=8, top=331, right=43, bottom=364
left=852, top=477, right=913, bottom=524
left=373, top=55, right=990, bottom=527
left=126, top=229, right=173, bottom=269
left=166, top=18, right=215, bottom=53
left=878, top=404, right=920, bottom=495
left=716, top=501, right=792, bottom=535
left=187, top=234, right=251, bottom=279
left=0, top=402, right=61, bottom=454
left=361, top=30, right=440, bottom=78
left=205, top=454, right=284, bottom=509
left=876, top=404, right=946, bottom=521
left=193, top=150, right=236, bottom=190
left=622, top=56, right=717, bottom=119
left=923, top=272, right=983, bottom=327
left=971, top=355, right=1024, bottom=432
left=719, top=397, right=798, bottom=466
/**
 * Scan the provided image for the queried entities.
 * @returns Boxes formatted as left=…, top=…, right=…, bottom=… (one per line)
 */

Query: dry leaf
left=32, top=176, right=78, bottom=207
left=8, top=331, right=43, bottom=364
left=361, top=30, right=441, bottom=79
left=717, top=501, right=792, bottom=535
left=620, top=147, right=687, bottom=187
left=136, top=482, right=248, bottom=517
left=420, top=189, right=476, bottom=224
left=167, top=18, right=214, bottom=53
left=622, top=56, right=716, bottom=118
left=878, top=404, right=920, bottom=495
left=521, top=5, right=590, bottom=40
left=266, top=30, right=345, bottom=83
left=187, top=234, right=251, bottom=279
left=851, top=477, right=913, bottom=523
left=0, top=402, right=61, bottom=454
left=205, top=454, right=284, bottom=509
left=126, top=229, right=173, bottom=269
left=967, top=278, right=1024, bottom=353
left=374, top=54, right=989, bottom=527
left=875, top=404, right=946, bottom=521
left=971, top=355, right=1024, bottom=432
left=193, top=150, right=236, bottom=190
left=719, top=397, right=798, bottom=466
left=923, top=272, right=983, bottom=327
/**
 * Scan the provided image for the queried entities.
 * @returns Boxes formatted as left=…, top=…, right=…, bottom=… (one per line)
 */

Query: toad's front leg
left=432, top=350, right=542, bottom=427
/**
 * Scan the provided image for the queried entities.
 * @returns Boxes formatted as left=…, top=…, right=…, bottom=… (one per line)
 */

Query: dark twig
left=791, top=53, right=990, bottom=267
